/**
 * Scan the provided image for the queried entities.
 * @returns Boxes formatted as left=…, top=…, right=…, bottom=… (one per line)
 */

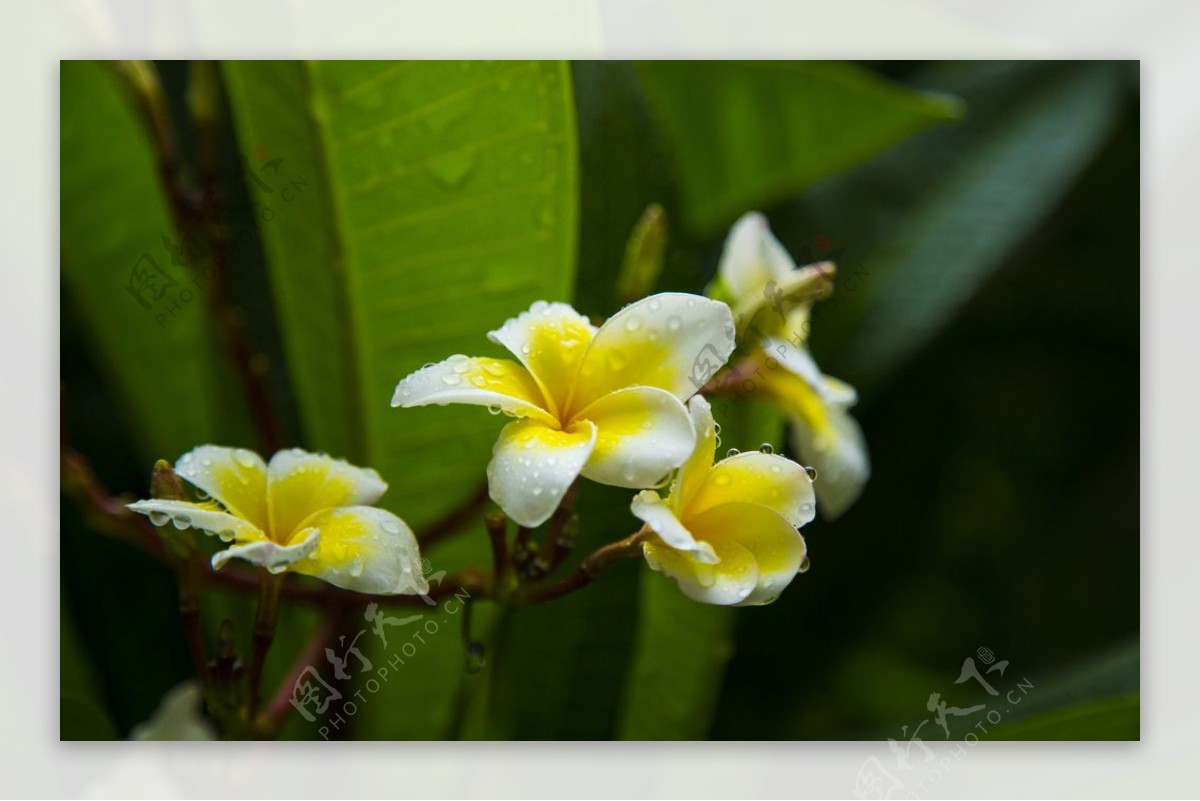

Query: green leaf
left=220, top=60, right=579, bottom=738
left=61, top=61, right=240, bottom=460
left=988, top=695, right=1139, bottom=740
left=60, top=601, right=117, bottom=740
left=836, top=63, right=1123, bottom=387
left=636, top=61, right=962, bottom=235
left=617, top=568, right=734, bottom=739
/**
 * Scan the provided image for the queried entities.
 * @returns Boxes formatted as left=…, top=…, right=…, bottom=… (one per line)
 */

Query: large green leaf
left=221, top=60, right=579, bottom=737
left=988, top=695, right=1139, bottom=740
left=61, top=61, right=240, bottom=460
left=636, top=61, right=962, bottom=236
left=835, top=62, right=1123, bottom=387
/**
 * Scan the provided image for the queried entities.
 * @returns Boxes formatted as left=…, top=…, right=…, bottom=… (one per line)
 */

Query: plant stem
left=513, top=527, right=650, bottom=606
left=257, top=596, right=348, bottom=735
left=246, top=571, right=284, bottom=719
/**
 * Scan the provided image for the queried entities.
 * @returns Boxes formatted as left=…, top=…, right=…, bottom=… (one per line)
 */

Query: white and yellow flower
left=714, top=212, right=870, bottom=520
left=128, top=446, right=428, bottom=596
left=631, top=395, right=814, bottom=606
left=392, top=293, right=736, bottom=528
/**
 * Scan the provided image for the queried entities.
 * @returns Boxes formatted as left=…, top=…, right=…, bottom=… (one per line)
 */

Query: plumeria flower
left=712, top=212, right=870, bottom=520
left=631, top=395, right=814, bottom=606
left=392, top=293, right=736, bottom=528
left=127, top=446, right=428, bottom=595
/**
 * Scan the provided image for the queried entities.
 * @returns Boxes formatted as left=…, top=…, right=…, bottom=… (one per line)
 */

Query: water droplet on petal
left=487, top=405, right=503, bottom=415
left=798, top=556, right=811, bottom=573
left=470, top=375, right=487, bottom=387
left=441, top=374, right=462, bottom=386
left=148, top=511, right=169, bottom=527
left=726, top=448, right=741, bottom=457
left=667, top=315, right=682, bottom=332
left=624, top=315, right=643, bottom=332
left=713, top=474, right=732, bottom=486
left=805, top=467, right=818, bottom=481
left=649, top=299, right=661, bottom=311
left=759, top=443, right=774, bottom=454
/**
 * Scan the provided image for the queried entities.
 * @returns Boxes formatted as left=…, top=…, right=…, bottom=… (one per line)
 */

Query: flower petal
left=287, top=507, right=429, bottom=595
left=643, top=534, right=759, bottom=606
left=487, top=300, right=596, bottom=418
left=688, top=501, right=807, bottom=606
left=672, top=395, right=719, bottom=511
left=631, top=489, right=718, bottom=563
left=688, top=451, right=815, bottom=529
left=486, top=418, right=597, bottom=527
left=267, top=449, right=388, bottom=540
left=574, top=386, right=695, bottom=489
left=174, top=445, right=268, bottom=530
left=211, top=528, right=319, bottom=574
left=126, top=499, right=264, bottom=543
left=789, top=404, right=870, bottom=521
left=391, top=355, right=555, bottom=425
left=761, top=363, right=869, bottom=520
left=568, top=293, right=736, bottom=413
left=765, top=337, right=858, bottom=408
left=715, top=212, right=796, bottom=301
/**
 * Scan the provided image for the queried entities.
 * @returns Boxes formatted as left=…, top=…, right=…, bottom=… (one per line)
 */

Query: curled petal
left=716, top=212, right=796, bottom=300
left=487, top=300, right=596, bottom=418
left=643, top=534, right=759, bottom=606
left=567, top=293, right=736, bottom=412
left=287, top=507, right=429, bottom=595
left=631, top=490, right=717, bottom=564
left=126, top=499, right=264, bottom=544
left=734, top=262, right=835, bottom=341
left=391, top=355, right=555, bottom=425
left=486, top=419, right=597, bottom=528
left=673, top=395, right=719, bottom=511
left=267, top=449, right=388, bottom=541
left=765, top=337, right=858, bottom=408
left=689, top=451, right=816, bottom=529
left=688, top=502, right=807, bottom=606
left=790, top=404, right=870, bottom=521
left=174, top=445, right=268, bottom=530
left=211, top=528, right=320, bottom=574
left=575, top=386, right=695, bottom=489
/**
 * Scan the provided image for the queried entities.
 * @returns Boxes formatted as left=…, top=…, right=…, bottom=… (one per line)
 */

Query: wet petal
left=126, top=499, right=264, bottom=544
left=631, top=489, right=718, bottom=563
left=766, top=337, right=858, bottom=408
left=288, top=507, right=429, bottom=595
left=173, top=445, right=268, bottom=530
left=211, top=527, right=319, bottom=574
left=486, top=418, right=597, bottom=527
left=391, top=355, right=555, bottom=425
left=688, top=501, right=807, bottom=606
left=267, top=449, right=388, bottom=540
left=574, top=386, right=695, bottom=489
left=643, top=534, right=759, bottom=606
left=568, top=293, right=735, bottom=412
left=487, top=300, right=596, bottom=418
left=689, top=451, right=816, bottom=529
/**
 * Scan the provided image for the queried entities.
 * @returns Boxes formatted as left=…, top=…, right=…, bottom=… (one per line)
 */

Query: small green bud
left=617, top=203, right=668, bottom=305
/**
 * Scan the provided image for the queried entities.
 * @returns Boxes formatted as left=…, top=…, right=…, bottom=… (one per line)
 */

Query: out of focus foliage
left=60, top=60, right=1138, bottom=740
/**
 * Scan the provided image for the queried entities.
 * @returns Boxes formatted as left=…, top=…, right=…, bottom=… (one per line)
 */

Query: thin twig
left=257, top=597, right=348, bottom=735
left=513, top=527, right=649, bottom=606
left=418, top=482, right=490, bottom=547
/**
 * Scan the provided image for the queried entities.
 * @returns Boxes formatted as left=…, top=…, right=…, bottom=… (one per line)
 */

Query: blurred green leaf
left=988, top=695, right=1139, bottom=740
left=60, top=61, right=240, bottom=460
left=637, top=61, right=962, bottom=235
left=221, top=60, right=578, bottom=737
left=617, top=568, right=734, bottom=739
left=837, top=63, right=1123, bottom=387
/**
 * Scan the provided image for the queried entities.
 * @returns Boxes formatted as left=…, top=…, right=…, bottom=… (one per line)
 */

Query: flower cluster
left=129, top=214, right=867, bottom=607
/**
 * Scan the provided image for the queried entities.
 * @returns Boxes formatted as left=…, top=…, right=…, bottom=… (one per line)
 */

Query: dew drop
left=624, top=315, right=643, bottom=332
left=381, top=518, right=401, bottom=535
left=148, top=511, right=169, bottom=527
left=713, top=474, right=732, bottom=486
left=800, top=502, right=814, bottom=514
left=667, top=315, right=682, bottom=331
left=798, top=556, right=811, bottom=573
left=805, top=467, right=818, bottom=481
left=759, top=443, right=774, bottom=454
left=649, top=299, right=661, bottom=311
left=521, top=343, right=531, bottom=355
left=470, top=375, right=487, bottom=387
left=487, top=405, right=503, bottom=415
left=349, top=556, right=365, bottom=577
left=441, top=374, right=462, bottom=386
left=726, top=448, right=741, bottom=457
